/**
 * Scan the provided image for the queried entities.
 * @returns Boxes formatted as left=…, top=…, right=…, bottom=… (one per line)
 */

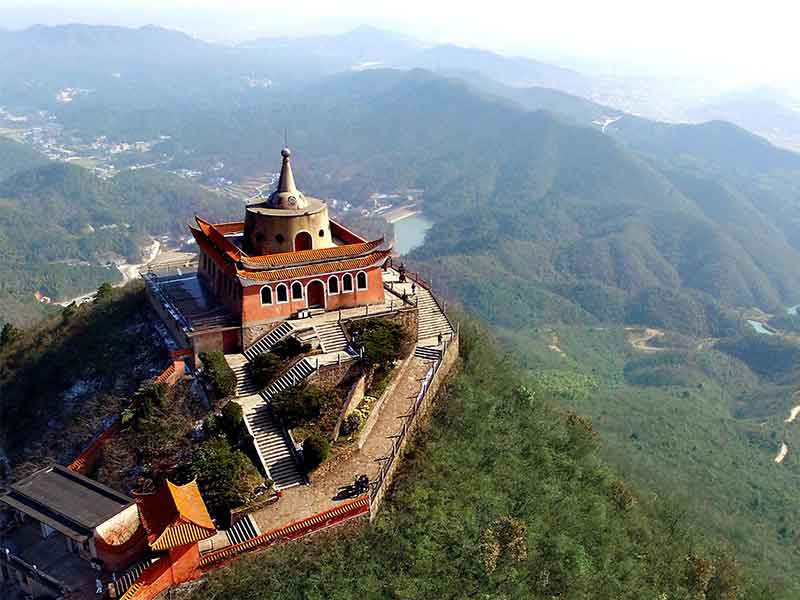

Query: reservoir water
left=393, top=214, right=433, bottom=255
left=748, top=320, right=776, bottom=336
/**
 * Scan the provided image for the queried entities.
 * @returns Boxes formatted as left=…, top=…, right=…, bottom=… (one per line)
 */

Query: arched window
left=276, top=284, right=288, bottom=303
left=342, top=273, right=353, bottom=292
left=356, top=271, right=368, bottom=290
left=291, top=281, right=304, bottom=300
left=260, top=286, right=272, bottom=305
left=328, top=276, right=339, bottom=294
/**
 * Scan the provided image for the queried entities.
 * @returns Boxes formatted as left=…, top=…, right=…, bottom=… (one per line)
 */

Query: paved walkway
left=251, top=356, right=433, bottom=532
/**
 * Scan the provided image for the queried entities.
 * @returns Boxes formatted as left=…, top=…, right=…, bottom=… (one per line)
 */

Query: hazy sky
left=2, top=0, right=797, bottom=88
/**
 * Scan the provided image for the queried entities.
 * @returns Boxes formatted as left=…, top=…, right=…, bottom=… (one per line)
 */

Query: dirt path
left=626, top=327, right=665, bottom=352
left=785, top=405, right=800, bottom=424
left=57, top=239, right=161, bottom=307
left=548, top=333, right=565, bottom=355
left=252, top=357, right=432, bottom=533
left=775, top=442, right=789, bottom=464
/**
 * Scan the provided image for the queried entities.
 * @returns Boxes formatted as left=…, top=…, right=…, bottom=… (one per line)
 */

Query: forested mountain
left=0, top=155, right=238, bottom=324
left=6, top=66, right=800, bottom=333
left=5, top=23, right=800, bottom=596
left=260, top=70, right=800, bottom=333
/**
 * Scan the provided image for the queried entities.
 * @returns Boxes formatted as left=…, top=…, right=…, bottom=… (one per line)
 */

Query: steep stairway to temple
left=226, top=354, right=258, bottom=397
left=244, top=321, right=295, bottom=361
left=416, top=287, right=454, bottom=342
left=315, top=321, right=349, bottom=353
left=244, top=403, right=306, bottom=489
left=261, top=358, right=316, bottom=402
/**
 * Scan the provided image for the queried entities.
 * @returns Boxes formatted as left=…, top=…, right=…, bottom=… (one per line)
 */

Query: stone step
left=114, top=558, right=155, bottom=596
left=244, top=321, right=295, bottom=361
left=244, top=405, right=305, bottom=489
left=415, top=346, right=443, bottom=361
left=225, top=514, right=261, bottom=546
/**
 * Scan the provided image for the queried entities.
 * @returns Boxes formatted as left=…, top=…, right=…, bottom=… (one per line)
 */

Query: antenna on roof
left=284, top=128, right=288, bottom=148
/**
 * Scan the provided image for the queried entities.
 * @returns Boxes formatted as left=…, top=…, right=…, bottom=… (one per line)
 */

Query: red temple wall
left=198, top=250, right=242, bottom=316
left=241, top=266, right=385, bottom=326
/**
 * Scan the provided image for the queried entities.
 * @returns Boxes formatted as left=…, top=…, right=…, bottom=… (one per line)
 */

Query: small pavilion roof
left=135, top=480, right=216, bottom=551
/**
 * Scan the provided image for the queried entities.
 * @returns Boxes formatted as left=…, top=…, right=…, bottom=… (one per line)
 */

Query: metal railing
left=368, top=334, right=454, bottom=512
left=0, top=547, right=67, bottom=595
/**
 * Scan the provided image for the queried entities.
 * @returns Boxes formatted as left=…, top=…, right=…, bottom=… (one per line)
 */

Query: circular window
left=318, top=229, right=325, bottom=237
left=275, top=233, right=285, bottom=244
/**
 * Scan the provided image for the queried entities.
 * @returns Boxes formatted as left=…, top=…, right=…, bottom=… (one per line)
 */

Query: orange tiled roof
left=213, top=221, right=244, bottom=235
left=330, top=219, right=367, bottom=244
left=195, top=216, right=243, bottom=261
left=238, top=249, right=392, bottom=282
left=135, top=480, right=216, bottom=551
left=241, top=238, right=385, bottom=269
left=189, top=227, right=237, bottom=274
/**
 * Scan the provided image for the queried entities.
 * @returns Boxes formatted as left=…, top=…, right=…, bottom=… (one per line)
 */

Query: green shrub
left=200, top=350, right=237, bottom=398
left=349, top=318, right=411, bottom=367
left=271, top=337, right=311, bottom=360
left=302, top=433, right=331, bottom=472
left=1, top=322, right=20, bottom=346
left=94, top=281, right=114, bottom=302
left=251, top=352, right=282, bottom=389
left=272, top=384, right=336, bottom=428
left=220, top=401, right=244, bottom=442
left=203, top=414, right=222, bottom=439
left=190, top=437, right=262, bottom=519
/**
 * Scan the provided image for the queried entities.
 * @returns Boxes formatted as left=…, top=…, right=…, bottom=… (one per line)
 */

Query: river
left=392, top=214, right=433, bottom=255
left=747, top=320, right=776, bottom=336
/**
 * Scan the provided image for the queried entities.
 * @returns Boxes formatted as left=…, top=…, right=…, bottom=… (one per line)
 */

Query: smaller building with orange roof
left=135, top=479, right=216, bottom=552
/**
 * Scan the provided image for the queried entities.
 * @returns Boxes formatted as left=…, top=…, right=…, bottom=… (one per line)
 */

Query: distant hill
left=239, top=25, right=420, bottom=67
left=0, top=161, right=238, bottom=323
left=0, top=137, right=48, bottom=180
left=687, top=87, right=800, bottom=151
left=250, top=69, right=800, bottom=332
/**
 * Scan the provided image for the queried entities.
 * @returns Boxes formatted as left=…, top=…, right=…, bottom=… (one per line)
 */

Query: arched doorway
left=294, top=231, right=313, bottom=251
left=307, top=280, right=325, bottom=308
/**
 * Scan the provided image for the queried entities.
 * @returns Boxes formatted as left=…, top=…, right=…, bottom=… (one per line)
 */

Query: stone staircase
left=226, top=354, right=258, bottom=397
left=239, top=357, right=317, bottom=489
left=244, top=403, right=306, bottom=489
left=261, top=358, right=316, bottom=402
left=416, top=287, right=454, bottom=342
left=315, top=321, right=349, bottom=353
left=244, top=321, right=295, bottom=361
left=225, top=513, right=261, bottom=546
left=414, top=345, right=443, bottom=362
left=114, top=558, right=154, bottom=597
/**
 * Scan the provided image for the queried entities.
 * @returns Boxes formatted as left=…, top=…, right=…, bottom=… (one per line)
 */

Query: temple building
left=149, top=147, right=392, bottom=357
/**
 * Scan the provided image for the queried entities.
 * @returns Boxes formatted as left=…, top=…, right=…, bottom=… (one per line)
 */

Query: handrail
left=0, top=548, right=66, bottom=592
left=199, top=495, right=369, bottom=566
left=401, top=270, right=457, bottom=336
left=368, top=334, right=453, bottom=509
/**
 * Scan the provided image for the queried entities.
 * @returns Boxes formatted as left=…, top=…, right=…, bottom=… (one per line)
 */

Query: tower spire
left=277, top=147, right=297, bottom=195
left=267, top=146, right=306, bottom=209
